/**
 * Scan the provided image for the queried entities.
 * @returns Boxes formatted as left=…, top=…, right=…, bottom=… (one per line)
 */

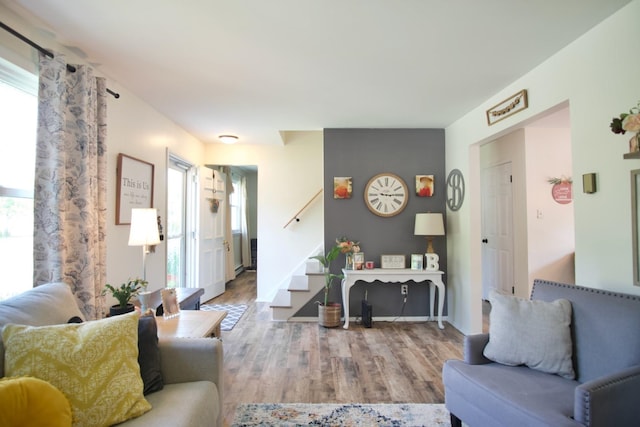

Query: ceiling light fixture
left=219, top=134, right=239, bottom=144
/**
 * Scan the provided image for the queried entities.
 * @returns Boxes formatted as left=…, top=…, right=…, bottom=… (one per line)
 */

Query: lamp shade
left=414, top=213, right=445, bottom=236
left=128, top=208, right=161, bottom=246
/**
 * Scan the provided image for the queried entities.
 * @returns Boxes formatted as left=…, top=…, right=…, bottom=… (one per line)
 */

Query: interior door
left=481, top=162, right=514, bottom=299
left=199, top=168, right=226, bottom=301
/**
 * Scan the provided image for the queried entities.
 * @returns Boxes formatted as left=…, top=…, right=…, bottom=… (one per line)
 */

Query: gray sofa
left=0, top=282, right=223, bottom=427
left=443, top=279, right=640, bottom=427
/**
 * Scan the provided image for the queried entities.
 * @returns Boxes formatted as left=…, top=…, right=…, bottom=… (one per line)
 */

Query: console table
left=341, top=269, right=445, bottom=329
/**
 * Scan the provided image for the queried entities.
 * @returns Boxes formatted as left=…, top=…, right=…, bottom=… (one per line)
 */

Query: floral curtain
left=33, top=52, right=107, bottom=320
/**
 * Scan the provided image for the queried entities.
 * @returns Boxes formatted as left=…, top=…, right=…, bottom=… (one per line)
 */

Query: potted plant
left=102, top=278, right=148, bottom=316
left=309, top=237, right=359, bottom=328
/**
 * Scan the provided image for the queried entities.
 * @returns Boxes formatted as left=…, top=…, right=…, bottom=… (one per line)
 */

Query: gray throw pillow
left=483, top=290, right=575, bottom=379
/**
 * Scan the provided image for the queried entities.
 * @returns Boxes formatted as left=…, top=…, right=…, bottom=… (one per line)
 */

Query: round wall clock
left=446, top=169, right=465, bottom=211
left=364, top=173, right=408, bottom=217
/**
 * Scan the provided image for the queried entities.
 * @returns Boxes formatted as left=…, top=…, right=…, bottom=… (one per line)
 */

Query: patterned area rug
left=200, top=303, right=248, bottom=331
left=231, top=403, right=449, bottom=426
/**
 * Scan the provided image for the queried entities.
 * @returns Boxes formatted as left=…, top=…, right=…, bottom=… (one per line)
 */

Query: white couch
left=0, top=282, right=223, bottom=427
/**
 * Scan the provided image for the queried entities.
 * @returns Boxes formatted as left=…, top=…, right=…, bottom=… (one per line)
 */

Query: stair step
left=288, top=275, right=309, bottom=292
left=270, top=289, right=291, bottom=308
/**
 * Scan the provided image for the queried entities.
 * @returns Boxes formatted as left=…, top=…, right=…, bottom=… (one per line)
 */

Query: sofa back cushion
left=0, top=282, right=84, bottom=377
left=531, top=279, right=640, bottom=383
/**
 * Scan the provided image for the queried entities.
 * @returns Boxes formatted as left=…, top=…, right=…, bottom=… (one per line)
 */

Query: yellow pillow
left=0, top=376, right=72, bottom=427
left=3, top=312, right=151, bottom=427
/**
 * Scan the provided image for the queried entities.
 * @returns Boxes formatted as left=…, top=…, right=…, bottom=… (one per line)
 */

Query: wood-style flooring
left=205, top=271, right=466, bottom=427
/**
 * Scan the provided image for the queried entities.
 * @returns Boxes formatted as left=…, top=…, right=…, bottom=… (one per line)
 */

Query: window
left=230, top=174, right=242, bottom=233
left=167, top=154, right=197, bottom=288
left=0, top=60, right=38, bottom=300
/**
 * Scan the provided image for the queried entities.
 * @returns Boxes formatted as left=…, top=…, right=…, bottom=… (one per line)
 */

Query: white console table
left=341, top=268, right=445, bottom=330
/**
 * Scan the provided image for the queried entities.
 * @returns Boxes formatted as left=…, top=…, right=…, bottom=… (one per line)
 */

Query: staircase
left=270, top=259, right=325, bottom=321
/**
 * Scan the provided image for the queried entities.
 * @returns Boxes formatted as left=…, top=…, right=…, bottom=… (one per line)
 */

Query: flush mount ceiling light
left=219, top=134, right=238, bottom=144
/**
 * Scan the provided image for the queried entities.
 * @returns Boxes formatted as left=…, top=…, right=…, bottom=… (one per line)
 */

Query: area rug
left=231, top=403, right=449, bottom=427
left=200, top=303, right=248, bottom=331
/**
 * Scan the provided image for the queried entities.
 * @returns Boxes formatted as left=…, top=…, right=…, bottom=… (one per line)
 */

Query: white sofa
left=0, top=282, right=223, bottom=427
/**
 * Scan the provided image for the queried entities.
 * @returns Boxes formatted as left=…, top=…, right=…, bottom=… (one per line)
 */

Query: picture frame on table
left=381, top=254, right=405, bottom=269
left=411, top=254, right=424, bottom=270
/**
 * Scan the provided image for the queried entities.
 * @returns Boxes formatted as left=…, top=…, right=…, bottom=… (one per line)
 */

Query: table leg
left=433, top=279, right=445, bottom=329
left=429, top=282, right=435, bottom=320
left=342, top=278, right=350, bottom=329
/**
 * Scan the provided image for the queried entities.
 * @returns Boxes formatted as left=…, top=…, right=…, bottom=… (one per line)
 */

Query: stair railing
left=283, top=189, right=323, bottom=228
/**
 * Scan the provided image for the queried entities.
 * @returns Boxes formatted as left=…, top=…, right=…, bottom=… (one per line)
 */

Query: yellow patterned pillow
left=0, top=376, right=72, bottom=427
left=3, top=312, right=151, bottom=427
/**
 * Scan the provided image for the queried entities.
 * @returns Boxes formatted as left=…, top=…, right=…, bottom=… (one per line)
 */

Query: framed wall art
left=486, top=89, right=528, bottom=126
left=416, top=175, right=434, bottom=197
left=632, top=169, right=640, bottom=287
left=116, top=153, right=155, bottom=225
left=334, top=177, right=353, bottom=199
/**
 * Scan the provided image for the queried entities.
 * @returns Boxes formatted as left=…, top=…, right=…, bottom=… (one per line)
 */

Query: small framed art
left=416, top=175, right=434, bottom=197
left=334, top=177, right=353, bottom=199
left=411, top=254, right=424, bottom=270
left=161, top=288, right=180, bottom=319
left=381, top=254, right=405, bottom=269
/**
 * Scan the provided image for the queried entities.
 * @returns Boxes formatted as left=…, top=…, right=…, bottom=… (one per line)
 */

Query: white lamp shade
left=128, top=208, right=161, bottom=246
left=414, top=213, right=445, bottom=236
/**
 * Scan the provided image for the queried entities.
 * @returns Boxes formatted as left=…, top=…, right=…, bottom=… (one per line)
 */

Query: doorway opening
left=479, top=104, right=575, bottom=304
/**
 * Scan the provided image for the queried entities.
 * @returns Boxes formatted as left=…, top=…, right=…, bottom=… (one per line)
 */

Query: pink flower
left=623, top=114, right=640, bottom=133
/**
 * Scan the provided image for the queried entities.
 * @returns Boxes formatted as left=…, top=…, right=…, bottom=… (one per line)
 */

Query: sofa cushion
left=484, top=290, right=574, bottom=379
left=3, top=312, right=151, bottom=427
left=119, top=381, right=219, bottom=427
left=443, top=360, right=580, bottom=427
left=0, top=282, right=85, bottom=328
left=0, top=376, right=72, bottom=427
left=138, top=314, right=164, bottom=395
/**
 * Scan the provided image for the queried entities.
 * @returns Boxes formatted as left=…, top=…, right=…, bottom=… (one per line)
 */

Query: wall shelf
left=624, top=152, right=640, bottom=159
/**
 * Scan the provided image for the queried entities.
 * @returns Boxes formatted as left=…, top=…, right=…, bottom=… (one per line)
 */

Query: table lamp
left=129, top=208, right=161, bottom=281
left=414, top=212, right=445, bottom=254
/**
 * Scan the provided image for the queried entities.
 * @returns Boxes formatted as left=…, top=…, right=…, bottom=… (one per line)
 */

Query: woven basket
left=318, top=304, right=341, bottom=328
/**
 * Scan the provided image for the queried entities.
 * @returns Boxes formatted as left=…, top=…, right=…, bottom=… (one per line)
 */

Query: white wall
left=205, top=131, right=324, bottom=301
left=446, top=0, right=640, bottom=334
left=525, top=126, right=575, bottom=287
left=0, top=5, right=205, bottom=300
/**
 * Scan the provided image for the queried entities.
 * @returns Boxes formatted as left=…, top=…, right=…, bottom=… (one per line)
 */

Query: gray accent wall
left=295, top=128, right=447, bottom=319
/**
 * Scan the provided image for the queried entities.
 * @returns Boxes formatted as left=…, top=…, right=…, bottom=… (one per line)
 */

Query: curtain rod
left=0, top=21, right=120, bottom=99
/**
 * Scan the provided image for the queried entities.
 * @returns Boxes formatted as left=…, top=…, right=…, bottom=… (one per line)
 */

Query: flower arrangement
left=610, top=100, right=640, bottom=135
left=336, top=237, right=360, bottom=254
left=610, top=100, right=640, bottom=153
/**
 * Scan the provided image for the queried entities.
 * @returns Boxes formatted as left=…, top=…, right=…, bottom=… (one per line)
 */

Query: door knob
left=482, top=238, right=488, bottom=243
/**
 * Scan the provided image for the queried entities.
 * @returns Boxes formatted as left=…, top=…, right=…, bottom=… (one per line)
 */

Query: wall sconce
left=582, top=173, right=597, bottom=194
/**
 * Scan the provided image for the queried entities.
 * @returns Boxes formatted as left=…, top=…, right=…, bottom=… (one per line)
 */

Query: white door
left=481, top=162, right=514, bottom=299
left=199, top=168, right=226, bottom=301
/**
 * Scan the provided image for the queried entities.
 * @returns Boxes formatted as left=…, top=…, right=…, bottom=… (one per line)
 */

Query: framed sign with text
left=116, top=153, right=155, bottom=225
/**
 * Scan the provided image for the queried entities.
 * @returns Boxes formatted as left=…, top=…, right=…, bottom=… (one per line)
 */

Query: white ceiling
left=1, top=0, right=630, bottom=145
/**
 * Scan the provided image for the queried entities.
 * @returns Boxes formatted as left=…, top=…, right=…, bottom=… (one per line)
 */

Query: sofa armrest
left=574, top=365, right=640, bottom=426
left=464, top=333, right=492, bottom=365
left=158, top=337, right=223, bottom=387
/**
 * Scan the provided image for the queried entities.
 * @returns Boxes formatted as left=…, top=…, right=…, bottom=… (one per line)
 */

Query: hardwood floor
left=205, top=271, right=465, bottom=426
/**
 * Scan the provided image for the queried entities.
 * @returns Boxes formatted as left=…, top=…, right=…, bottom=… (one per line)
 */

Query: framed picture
left=411, top=254, right=424, bottom=270
left=416, top=175, right=434, bottom=197
left=632, top=170, right=640, bottom=287
left=161, top=288, right=181, bottom=319
left=381, top=254, right=405, bottom=269
left=334, top=177, right=353, bottom=199
left=486, top=89, right=528, bottom=126
left=353, top=252, right=365, bottom=270
left=116, top=153, right=155, bottom=225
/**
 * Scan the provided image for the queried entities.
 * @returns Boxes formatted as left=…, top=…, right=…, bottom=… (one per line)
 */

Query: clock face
left=364, top=173, right=408, bottom=217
